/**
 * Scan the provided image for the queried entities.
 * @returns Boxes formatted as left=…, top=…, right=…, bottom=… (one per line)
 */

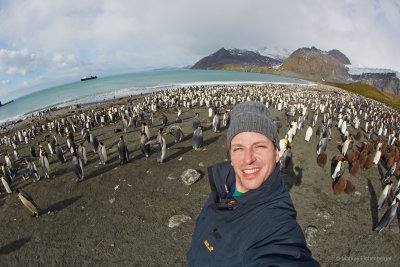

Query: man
left=187, top=101, right=319, bottom=266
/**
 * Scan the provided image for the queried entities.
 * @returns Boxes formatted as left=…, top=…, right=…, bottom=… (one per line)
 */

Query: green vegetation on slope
left=326, top=82, right=400, bottom=112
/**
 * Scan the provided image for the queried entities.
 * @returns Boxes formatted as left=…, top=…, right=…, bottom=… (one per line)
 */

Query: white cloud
left=52, top=53, right=81, bottom=68
left=2, top=80, right=11, bottom=85
left=0, top=48, right=42, bottom=75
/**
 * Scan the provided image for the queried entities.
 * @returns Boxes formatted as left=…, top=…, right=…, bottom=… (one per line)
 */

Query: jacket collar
left=207, top=161, right=284, bottom=209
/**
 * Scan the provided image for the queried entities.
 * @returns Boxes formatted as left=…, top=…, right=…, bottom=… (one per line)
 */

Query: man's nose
left=244, top=148, right=256, bottom=164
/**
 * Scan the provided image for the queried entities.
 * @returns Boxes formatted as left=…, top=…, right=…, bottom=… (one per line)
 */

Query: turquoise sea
left=0, top=69, right=311, bottom=124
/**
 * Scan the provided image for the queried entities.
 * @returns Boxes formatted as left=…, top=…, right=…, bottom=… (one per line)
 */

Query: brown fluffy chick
left=344, top=180, right=355, bottom=194
left=317, top=151, right=328, bottom=167
left=333, top=176, right=347, bottom=195
left=350, top=159, right=360, bottom=176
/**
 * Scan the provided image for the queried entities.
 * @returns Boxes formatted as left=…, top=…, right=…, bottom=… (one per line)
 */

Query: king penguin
left=156, top=128, right=166, bottom=163
left=169, top=125, right=184, bottom=143
left=78, top=143, right=88, bottom=164
left=375, top=198, right=399, bottom=232
left=212, top=112, right=221, bottom=133
left=55, top=144, right=66, bottom=163
left=1, top=172, right=13, bottom=194
left=192, top=113, right=201, bottom=131
left=192, top=126, right=203, bottom=150
left=97, top=141, right=108, bottom=165
left=332, top=159, right=346, bottom=180
left=377, top=180, right=393, bottom=210
left=72, top=153, right=84, bottom=182
left=89, top=133, right=99, bottom=153
left=15, top=188, right=40, bottom=217
left=40, top=151, right=50, bottom=179
left=118, top=136, right=130, bottom=164
left=305, top=126, right=313, bottom=142
left=140, top=133, right=150, bottom=158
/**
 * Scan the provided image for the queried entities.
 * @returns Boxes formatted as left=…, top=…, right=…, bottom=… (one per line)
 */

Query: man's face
left=230, top=131, right=279, bottom=193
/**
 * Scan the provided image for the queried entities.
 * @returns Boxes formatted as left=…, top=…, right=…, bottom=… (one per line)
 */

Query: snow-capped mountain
left=255, top=46, right=293, bottom=62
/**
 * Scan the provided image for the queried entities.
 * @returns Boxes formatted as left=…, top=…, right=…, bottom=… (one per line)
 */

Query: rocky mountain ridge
left=191, top=48, right=282, bottom=70
left=191, top=47, right=400, bottom=95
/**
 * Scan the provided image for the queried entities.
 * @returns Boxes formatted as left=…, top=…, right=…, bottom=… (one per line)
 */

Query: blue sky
left=1, top=0, right=399, bottom=102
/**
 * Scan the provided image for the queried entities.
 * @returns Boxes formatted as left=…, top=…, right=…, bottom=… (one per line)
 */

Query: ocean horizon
left=0, top=69, right=312, bottom=125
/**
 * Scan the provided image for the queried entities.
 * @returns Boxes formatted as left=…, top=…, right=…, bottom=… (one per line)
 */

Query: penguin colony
left=1, top=83, right=400, bottom=234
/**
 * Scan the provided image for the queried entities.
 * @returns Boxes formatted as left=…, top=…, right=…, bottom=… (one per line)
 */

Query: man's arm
left=245, top=215, right=320, bottom=267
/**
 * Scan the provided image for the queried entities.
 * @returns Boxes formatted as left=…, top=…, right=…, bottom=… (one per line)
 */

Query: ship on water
left=81, top=75, right=97, bottom=81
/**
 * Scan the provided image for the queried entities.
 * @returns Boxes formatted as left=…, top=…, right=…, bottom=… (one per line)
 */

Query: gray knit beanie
left=227, top=101, right=278, bottom=152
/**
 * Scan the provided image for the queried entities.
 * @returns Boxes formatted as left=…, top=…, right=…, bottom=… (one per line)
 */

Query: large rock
left=168, top=214, right=192, bottom=228
left=181, top=169, right=201, bottom=185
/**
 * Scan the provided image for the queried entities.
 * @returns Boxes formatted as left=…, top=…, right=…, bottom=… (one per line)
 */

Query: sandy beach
left=0, top=84, right=399, bottom=266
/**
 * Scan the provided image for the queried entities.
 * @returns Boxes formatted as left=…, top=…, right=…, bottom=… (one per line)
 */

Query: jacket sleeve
left=244, top=215, right=320, bottom=267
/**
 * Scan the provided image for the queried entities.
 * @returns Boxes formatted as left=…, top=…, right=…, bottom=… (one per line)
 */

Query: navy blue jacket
left=187, top=161, right=319, bottom=267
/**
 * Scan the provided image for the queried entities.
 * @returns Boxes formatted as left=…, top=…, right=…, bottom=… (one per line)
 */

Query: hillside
left=191, top=46, right=400, bottom=95
left=325, top=82, right=400, bottom=111
left=279, top=47, right=350, bottom=82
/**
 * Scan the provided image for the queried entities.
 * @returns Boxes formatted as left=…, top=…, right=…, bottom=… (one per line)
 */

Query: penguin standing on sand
left=341, top=139, right=352, bottom=156
left=192, top=113, right=201, bottom=131
left=72, top=153, right=84, bottom=182
left=66, top=136, right=75, bottom=154
left=1, top=172, right=13, bottom=194
left=97, top=141, right=108, bottom=165
left=384, top=161, right=398, bottom=182
left=280, top=145, right=292, bottom=173
left=169, top=125, right=184, bottom=144
left=141, top=123, right=150, bottom=139
left=375, top=198, right=399, bottom=232
left=156, top=128, right=166, bottom=163
left=279, top=138, right=288, bottom=158
left=305, top=126, right=313, bottom=142
left=192, top=126, right=203, bottom=150
left=122, top=116, right=128, bottom=133
left=373, top=149, right=382, bottom=165
left=377, top=180, right=393, bottom=210
left=176, top=108, right=182, bottom=123
left=13, top=149, right=19, bottom=161
left=148, top=113, right=154, bottom=127
left=15, top=188, right=40, bottom=217
left=140, top=133, right=150, bottom=158
left=55, top=144, right=66, bottom=163
left=212, top=112, right=221, bottom=133
left=47, top=141, right=55, bottom=155
left=118, top=136, right=130, bottom=164
left=161, top=114, right=168, bottom=127
left=5, top=153, right=12, bottom=169
left=317, top=137, right=331, bottom=156
left=40, top=151, right=51, bottom=179
left=77, top=143, right=88, bottom=164
left=26, top=159, right=40, bottom=181
left=223, top=110, right=230, bottom=127
left=89, top=133, right=99, bottom=153
left=332, top=159, right=346, bottom=180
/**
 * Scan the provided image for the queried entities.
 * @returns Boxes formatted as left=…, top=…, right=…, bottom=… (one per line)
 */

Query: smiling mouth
left=243, top=168, right=260, bottom=174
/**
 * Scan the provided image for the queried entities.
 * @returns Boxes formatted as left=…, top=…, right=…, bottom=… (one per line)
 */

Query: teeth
left=243, top=169, right=259, bottom=174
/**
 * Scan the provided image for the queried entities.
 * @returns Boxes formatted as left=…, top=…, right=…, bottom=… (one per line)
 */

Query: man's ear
left=275, top=147, right=280, bottom=163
